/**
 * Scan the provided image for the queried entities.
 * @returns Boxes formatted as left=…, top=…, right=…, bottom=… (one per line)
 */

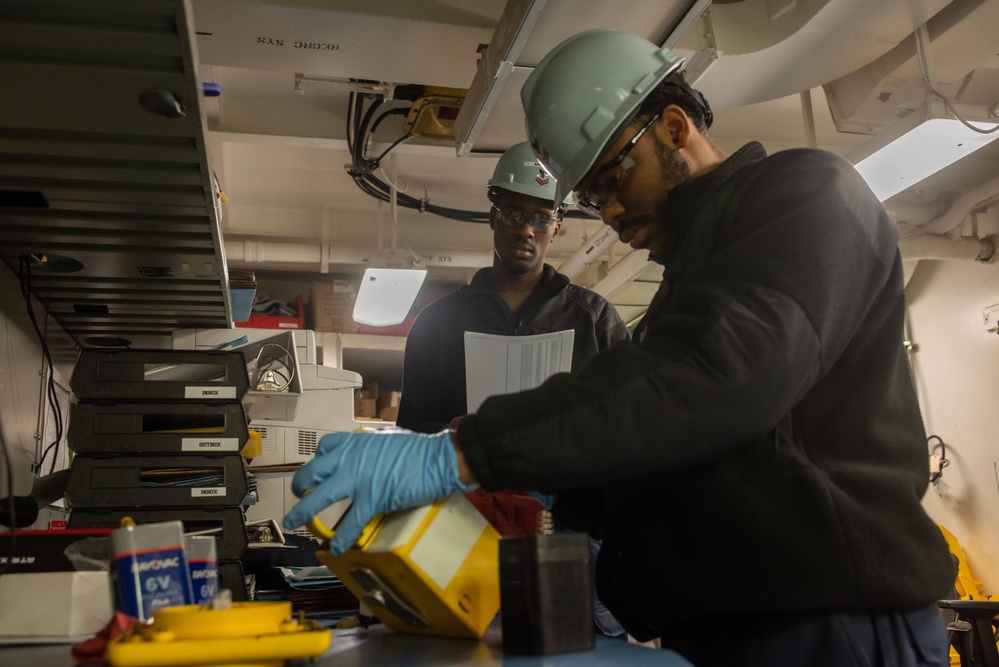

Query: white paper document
left=464, top=330, right=574, bottom=413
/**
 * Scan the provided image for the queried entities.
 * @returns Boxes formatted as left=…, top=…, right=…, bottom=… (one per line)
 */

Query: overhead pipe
left=591, top=250, right=653, bottom=298
left=557, top=225, right=620, bottom=281
left=898, top=234, right=995, bottom=262
left=224, top=239, right=491, bottom=270
left=918, top=174, right=999, bottom=236
left=884, top=199, right=949, bottom=228
left=800, top=90, right=817, bottom=149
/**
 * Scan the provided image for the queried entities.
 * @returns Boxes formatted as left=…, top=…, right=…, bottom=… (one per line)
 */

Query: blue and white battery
left=184, top=535, right=219, bottom=604
left=110, top=519, right=193, bottom=621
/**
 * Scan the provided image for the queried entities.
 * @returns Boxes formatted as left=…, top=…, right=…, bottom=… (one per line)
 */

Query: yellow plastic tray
left=106, top=602, right=330, bottom=667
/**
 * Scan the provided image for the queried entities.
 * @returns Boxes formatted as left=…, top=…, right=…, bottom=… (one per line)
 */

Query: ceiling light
left=352, top=267, right=427, bottom=327
left=849, top=100, right=999, bottom=202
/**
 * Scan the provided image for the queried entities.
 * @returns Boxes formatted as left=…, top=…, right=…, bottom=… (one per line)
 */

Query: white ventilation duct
left=673, top=0, right=954, bottom=107
left=822, top=0, right=999, bottom=134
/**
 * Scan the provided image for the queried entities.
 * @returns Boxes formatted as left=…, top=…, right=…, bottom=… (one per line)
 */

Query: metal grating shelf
left=0, top=0, right=231, bottom=345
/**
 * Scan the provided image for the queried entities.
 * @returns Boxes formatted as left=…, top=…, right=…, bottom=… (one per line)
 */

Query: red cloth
left=71, top=612, right=140, bottom=663
left=465, top=488, right=544, bottom=536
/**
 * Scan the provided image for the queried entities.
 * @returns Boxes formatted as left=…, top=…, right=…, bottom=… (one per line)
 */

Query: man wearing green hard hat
left=395, top=141, right=628, bottom=531
left=285, top=29, right=953, bottom=666
left=396, top=141, right=628, bottom=437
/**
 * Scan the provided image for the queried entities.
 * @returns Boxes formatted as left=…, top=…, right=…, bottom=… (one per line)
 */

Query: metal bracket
left=348, top=566, right=429, bottom=628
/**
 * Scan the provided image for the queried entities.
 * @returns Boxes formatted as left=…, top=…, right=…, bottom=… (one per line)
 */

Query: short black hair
left=592, top=72, right=714, bottom=167
left=634, top=72, right=713, bottom=133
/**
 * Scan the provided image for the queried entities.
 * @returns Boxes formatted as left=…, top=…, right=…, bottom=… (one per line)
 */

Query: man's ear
left=551, top=221, right=561, bottom=240
left=658, top=105, right=690, bottom=150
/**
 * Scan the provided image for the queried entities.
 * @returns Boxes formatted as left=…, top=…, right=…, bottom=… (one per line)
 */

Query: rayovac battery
left=110, top=519, right=193, bottom=621
left=184, top=535, right=219, bottom=604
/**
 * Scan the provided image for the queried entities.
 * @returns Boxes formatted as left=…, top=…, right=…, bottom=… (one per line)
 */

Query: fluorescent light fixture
left=352, top=267, right=427, bottom=327
left=850, top=100, right=999, bottom=202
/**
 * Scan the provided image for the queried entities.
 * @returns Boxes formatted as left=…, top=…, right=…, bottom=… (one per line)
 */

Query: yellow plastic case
left=106, top=601, right=330, bottom=667
left=310, top=493, right=500, bottom=639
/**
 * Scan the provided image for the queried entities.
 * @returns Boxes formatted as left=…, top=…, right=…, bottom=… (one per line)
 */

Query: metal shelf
left=0, top=0, right=231, bottom=346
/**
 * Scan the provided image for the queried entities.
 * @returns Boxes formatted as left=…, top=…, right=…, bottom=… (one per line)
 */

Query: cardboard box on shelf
left=354, top=397, right=377, bottom=419
left=376, top=390, right=402, bottom=414
left=311, top=280, right=359, bottom=333
left=379, top=405, right=399, bottom=422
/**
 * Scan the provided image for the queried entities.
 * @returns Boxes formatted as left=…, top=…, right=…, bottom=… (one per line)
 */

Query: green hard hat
left=521, top=29, right=684, bottom=207
left=487, top=141, right=571, bottom=210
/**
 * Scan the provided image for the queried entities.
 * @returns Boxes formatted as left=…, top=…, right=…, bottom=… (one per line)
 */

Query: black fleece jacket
left=396, top=264, right=629, bottom=434
left=456, top=143, right=954, bottom=640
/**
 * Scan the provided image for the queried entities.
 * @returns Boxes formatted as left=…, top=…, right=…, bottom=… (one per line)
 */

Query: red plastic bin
left=235, top=295, right=305, bottom=330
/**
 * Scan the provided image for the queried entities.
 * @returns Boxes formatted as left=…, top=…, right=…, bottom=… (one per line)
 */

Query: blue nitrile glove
left=282, top=428, right=477, bottom=555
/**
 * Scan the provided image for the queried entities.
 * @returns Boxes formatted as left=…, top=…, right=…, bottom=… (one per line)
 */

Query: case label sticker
left=191, top=488, right=227, bottom=498
left=184, top=386, right=237, bottom=399
left=181, top=437, right=239, bottom=452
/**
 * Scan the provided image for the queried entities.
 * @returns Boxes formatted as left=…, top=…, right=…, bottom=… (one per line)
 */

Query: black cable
left=356, top=98, right=384, bottom=154
left=18, top=257, right=63, bottom=476
left=352, top=93, right=367, bottom=164
left=928, top=435, right=949, bottom=483
left=345, top=91, right=355, bottom=156
left=343, top=94, right=602, bottom=225
left=368, top=172, right=491, bottom=222
left=373, top=134, right=412, bottom=166
left=370, top=107, right=409, bottom=136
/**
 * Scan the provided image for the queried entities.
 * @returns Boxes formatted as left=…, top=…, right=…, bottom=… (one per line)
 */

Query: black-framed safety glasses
left=490, top=206, right=560, bottom=233
left=574, top=111, right=661, bottom=217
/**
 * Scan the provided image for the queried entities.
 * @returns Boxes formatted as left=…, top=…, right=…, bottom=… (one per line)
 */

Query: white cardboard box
left=0, top=570, right=113, bottom=643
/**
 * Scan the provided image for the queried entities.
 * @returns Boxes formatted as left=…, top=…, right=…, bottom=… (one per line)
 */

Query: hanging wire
left=924, top=87, right=999, bottom=135
left=927, top=434, right=950, bottom=484
left=914, top=24, right=998, bottom=136
left=343, top=91, right=596, bottom=223
left=381, top=160, right=422, bottom=266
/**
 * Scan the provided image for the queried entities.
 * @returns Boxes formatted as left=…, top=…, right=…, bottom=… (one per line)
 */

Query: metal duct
left=674, top=0, right=953, bottom=107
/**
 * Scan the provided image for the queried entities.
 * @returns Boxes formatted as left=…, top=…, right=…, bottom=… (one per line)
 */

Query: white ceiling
left=193, top=0, right=999, bottom=319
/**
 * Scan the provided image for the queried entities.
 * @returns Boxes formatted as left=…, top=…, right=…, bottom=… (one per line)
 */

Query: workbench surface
left=0, top=621, right=695, bottom=666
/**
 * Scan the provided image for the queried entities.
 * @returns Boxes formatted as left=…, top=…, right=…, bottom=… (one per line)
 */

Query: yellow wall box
left=106, top=601, right=330, bottom=667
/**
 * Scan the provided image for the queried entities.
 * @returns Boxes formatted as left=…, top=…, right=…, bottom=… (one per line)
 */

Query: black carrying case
left=71, top=349, right=249, bottom=402
left=68, top=402, right=249, bottom=456
left=65, top=454, right=248, bottom=509
left=68, top=507, right=249, bottom=560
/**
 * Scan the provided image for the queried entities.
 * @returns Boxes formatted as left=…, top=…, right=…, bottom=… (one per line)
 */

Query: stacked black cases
left=67, top=350, right=252, bottom=600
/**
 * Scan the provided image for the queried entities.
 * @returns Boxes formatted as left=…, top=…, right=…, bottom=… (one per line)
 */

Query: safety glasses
left=574, top=112, right=661, bottom=216
left=490, top=206, right=560, bottom=233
